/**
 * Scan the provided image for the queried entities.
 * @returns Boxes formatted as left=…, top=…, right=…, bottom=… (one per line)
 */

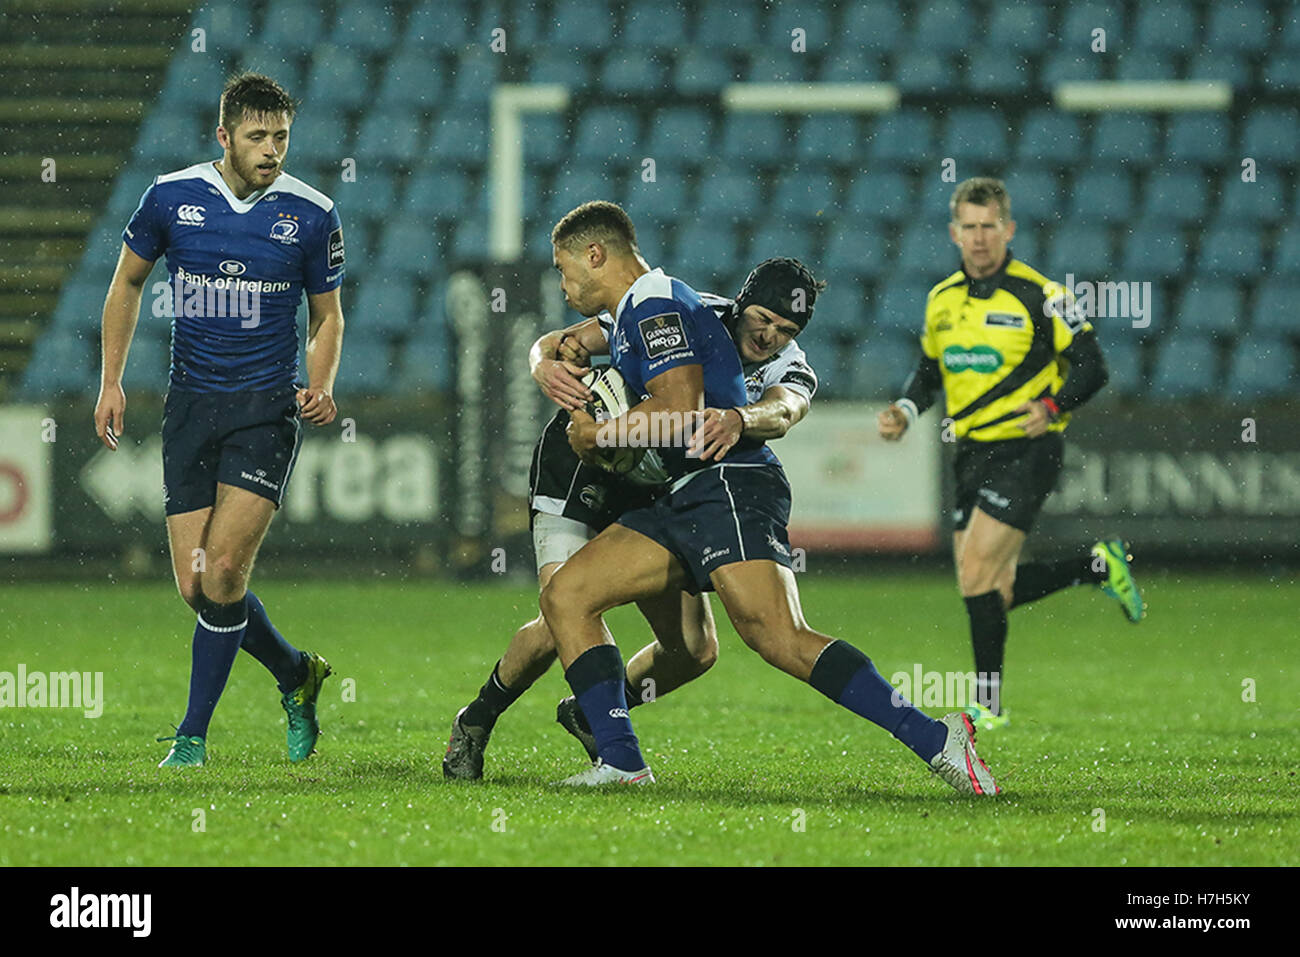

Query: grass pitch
left=1, top=571, right=1296, bottom=866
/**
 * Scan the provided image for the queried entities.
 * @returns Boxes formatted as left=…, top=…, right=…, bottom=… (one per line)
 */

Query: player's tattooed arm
left=689, top=386, right=810, bottom=462
left=530, top=317, right=606, bottom=410
left=300, top=288, right=343, bottom=425
left=94, top=243, right=155, bottom=450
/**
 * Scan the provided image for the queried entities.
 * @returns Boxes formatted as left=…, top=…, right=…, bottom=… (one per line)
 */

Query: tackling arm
left=530, top=316, right=608, bottom=410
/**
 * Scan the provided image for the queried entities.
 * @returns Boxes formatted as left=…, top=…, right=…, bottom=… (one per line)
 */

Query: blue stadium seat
left=1251, top=281, right=1300, bottom=336
left=772, top=171, right=839, bottom=221
left=912, top=0, right=977, bottom=52
left=1197, top=225, right=1263, bottom=279
left=133, top=112, right=202, bottom=164
left=354, top=110, right=423, bottom=167
left=378, top=217, right=437, bottom=278
left=1061, top=3, right=1126, bottom=49
left=1016, top=110, right=1085, bottom=166
left=1141, top=168, right=1206, bottom=225
left=623, top=165, right=690, bottom=224
left=1004, top=169, right=1060, bottom=225
left=647, top=107, right=714, bottom=163
left=1262, top=56, right=1300, bottom=92
left=839, top=1, right=904, bottom=53
left=846, top=333, right=922, bottom=399
left=1009, top=234, right=1041, bottom=267
left=765, top=0, right=830, bottom=48
left=239, top=45, right=305, bottom=96
left=350, top=281, right=417, bottom=336
left=260, top=0, right=328, bottom=56
left=743, top=222, right=815, bottom=269
left=398, top=318, right=454, bottom=392
left=630, top=219, right=665, bottom=261
left=672, top=49, right=733, bottom=94
left=448, top=48, right=501, bottom=106
left=20, top=329, right=96, bottom=396
left=602, top=53, right=669, bottom=94
left=1205, top=1, right=1270, bottom=54
left=1115, top=53, right=1176, bottom=79
left=967, top=53, right=1031, bottom=94
left=696, top=167, right=762, bottom=223
left=1239, top=108, right=1300, bottom=166
left=1122, top=226, right=1187, bottom=279
left=377, top=52, right=444, bottom=112
left=1149, top=334, right=1218, bottom=398
left=1039, top=53, right=1103, bottom=85
left=721, top=114, right=787, bottom=165
left=335, top=336, right=395, bottom=394
left=695, top=0, right=761, bottom=51
left=825, top=224, right=888, bottom=282
left=675, top=222, right=740, bottom=283
left=574, top=107, right=641, bottom=163
left=1186, top=52, right=1250, bottom=85
left=873, top=280, right=932, bottom=336
left=341, top=171, right=397, bottom=226
left=1047, top=227, right=1112, bottom=279
left=987, top=4, right=1050, bottom=53
left=1215, top=176, right=1288, bottom=224
left=1066, top=168, right=1134, bottom=224
left=286, top=117, right=343, bottom=168
left=940, top=110, right=1010, bottom=165
left=914, top=180, right=953, bottom=225
left=1272, top=225, right=1300, bottom=275
left=528, top=51, right=594, bottom=88
left=546, top=166, right=621, bottom=223
left=159, top=54, right=229, bottom=110
left=745, top=53, right=815, bottom=84
left=1133, top=0, right=1199, bottom=52
left=428, top=115, right=486, bottom=166
left=843, top=169, right=914, bottom=223
left=1177, top=282, right=1244, bottom=337
left=522, top=113, right=568, bottom=168
left=403, top=0, right=472, bottom=49
left=121, top=331, right=171, bottom=394
left=866, top=110, right=935, bottom=163
left=1091, top=114, right=1159, bottom=163
left=330, top=0, right=398, bottom=53
left=819, top=51, right=887, bottom=82
left=450, top=220, right=488, bottom=263
left=303, top=46, right=369, bottom=111
left=1284, top=10, right=1300, bottom=49
left=893, top=52, right=959, bottom=95
left=897, top=225, right=958, bottom=279
left=547, top=0, right=613, bottom=51
left=190, top=0, right=253, bottom=50
left=799, top=112, right=864, bottom=170
left=623, top=0, right=689, bottom=51
left=1165, top=114, right=1231, bottom=165
left=810, top=279, right=868, bottom=341
left=1098, top=337, right=1142, bottom=397
left=1227, top=336, right=1294, bottom=397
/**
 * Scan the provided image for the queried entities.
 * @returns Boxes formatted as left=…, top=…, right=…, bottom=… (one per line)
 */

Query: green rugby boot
left=963, top=703, right=1011, bottom=732
left=157, top=734, right=206, bottom=767
left=281, top=652, right=332, bottom=762
left=1092, top=539, right=1146, bottom=623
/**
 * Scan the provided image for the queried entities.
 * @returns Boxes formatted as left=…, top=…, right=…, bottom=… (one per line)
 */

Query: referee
left=878, top=177, right=1144, bottom=730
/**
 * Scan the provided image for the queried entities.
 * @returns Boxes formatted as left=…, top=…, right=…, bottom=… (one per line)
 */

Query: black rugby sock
left=462, top=662, right=525, bottom=730
left=965, top=591, right=1007, bottom=715
left=1009, top=554, right=1101, bottom=609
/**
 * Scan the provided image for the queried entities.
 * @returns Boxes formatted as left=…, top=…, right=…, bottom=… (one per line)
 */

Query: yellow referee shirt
left=920, top=252, right=1091, bottom=442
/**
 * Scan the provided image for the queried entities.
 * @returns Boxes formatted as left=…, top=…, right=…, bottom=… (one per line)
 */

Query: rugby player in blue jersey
left=92, top=74, right=344, bottom=767
left=541, top=202, right=1000, bottom=794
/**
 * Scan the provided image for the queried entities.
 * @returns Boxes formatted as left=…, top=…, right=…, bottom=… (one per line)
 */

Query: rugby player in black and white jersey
left=443, top=258, right=822, bottom=779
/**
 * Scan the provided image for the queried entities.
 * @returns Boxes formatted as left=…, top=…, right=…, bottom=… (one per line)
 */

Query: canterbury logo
left=176, top=205, right=206, bottom=224
left=608, top=708, right=629, bottom=719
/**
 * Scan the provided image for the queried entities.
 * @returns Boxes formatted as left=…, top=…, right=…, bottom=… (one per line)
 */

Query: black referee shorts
left=952, top=433, right=1064, bottom=534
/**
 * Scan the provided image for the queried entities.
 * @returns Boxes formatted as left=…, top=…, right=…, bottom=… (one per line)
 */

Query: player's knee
left=176, top=578, right=203, bottom=611
left=202, top=552, right=248, bottom=604
left=958, top=554, right=998, bottom=596
left=539, top=572, right=586, bottom=630
left=694, top=634, right=719, bottom=672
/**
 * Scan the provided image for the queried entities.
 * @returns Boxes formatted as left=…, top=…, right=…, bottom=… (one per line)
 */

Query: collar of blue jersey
left=615, top=267, right=667, bottom=320
left=961, top=247, right=1014, bottom=300
left=203, top=160, right=275, bottom=213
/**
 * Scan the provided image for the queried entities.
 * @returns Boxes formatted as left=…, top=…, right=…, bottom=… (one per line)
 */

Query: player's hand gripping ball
left=579, top=367, right=646, bottom=475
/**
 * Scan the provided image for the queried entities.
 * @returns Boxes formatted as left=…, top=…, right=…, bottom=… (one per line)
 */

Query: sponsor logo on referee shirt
left=942, top=344, right=1003, bottom=373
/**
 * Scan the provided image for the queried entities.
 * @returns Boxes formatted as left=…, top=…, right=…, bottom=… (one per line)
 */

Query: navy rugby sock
left=239, top=591, right=308, bottom=693
left=1009, top=555, right=1101, bottom=609
left=965, top=591, right=1007, bottom=715
left=565, top=645, right=646, bottom=772
left=808, top=640, right=947, bottom=762
left=462, top=662, right=526, bottom=730
left=177, top=595, right=248, bottom=739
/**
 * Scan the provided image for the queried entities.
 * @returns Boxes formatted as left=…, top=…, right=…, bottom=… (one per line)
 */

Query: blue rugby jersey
left=607, top=268, right=779, bottom=480
left=123, top=161, right=344, bottom=392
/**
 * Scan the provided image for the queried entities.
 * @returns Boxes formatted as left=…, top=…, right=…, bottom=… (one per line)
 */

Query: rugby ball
left=580, top=367, right=644, bottom=475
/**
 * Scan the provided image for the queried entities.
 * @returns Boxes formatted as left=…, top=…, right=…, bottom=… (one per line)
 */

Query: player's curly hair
left=950, top=177, right=1012, bottom=222
left=219, top=72, right=296, bottom=132
left=551, top=201, right=639, bottom=255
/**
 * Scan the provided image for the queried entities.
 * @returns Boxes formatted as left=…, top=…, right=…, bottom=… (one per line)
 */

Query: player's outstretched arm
left=94, top=243, right=154, bottom=450
left=529, top=317, right=606, bottom=410
left=689, top=385, right=810, bottom=462
left=300, top=288, right=343, bottom=425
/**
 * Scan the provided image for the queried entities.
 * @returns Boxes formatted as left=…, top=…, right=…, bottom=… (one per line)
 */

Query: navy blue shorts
left=616, top=463, right=793, bottom=594
left=161, top=386, right=302, bottom=516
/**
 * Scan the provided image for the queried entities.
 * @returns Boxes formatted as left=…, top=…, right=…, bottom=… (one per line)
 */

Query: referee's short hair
left=220, top=72, right=296, bottom=132
left=950, top=177, right=1012, bottom=223
left=551, top=201, right=639, bottom=255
